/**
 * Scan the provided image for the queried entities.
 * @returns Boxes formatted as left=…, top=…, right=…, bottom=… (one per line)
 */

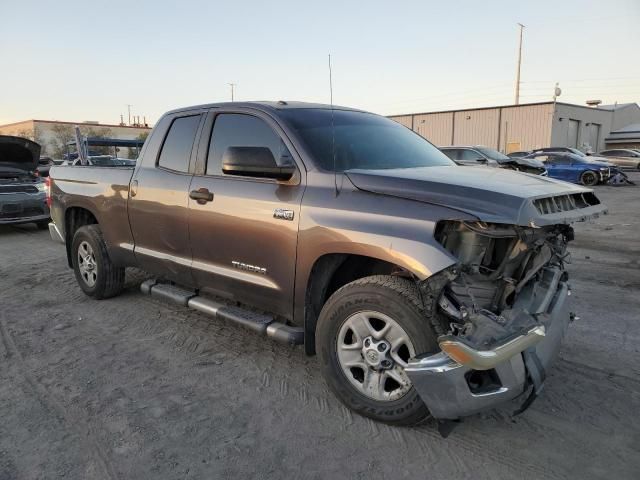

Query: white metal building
left=389, top=101, right=640, bottom=153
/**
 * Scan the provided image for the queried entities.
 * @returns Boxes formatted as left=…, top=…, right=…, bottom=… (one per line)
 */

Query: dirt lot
left=1, top=174, right=639, bottom=480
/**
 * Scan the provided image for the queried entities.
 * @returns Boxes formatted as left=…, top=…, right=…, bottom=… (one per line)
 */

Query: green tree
left=48, top=124, right=75, bottom=159
left=128, top=131, right=150, bottom=158
left=80, top=126, right=113, bottom=155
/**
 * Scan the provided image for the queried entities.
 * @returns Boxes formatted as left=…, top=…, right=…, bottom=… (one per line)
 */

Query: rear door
left=549, top=155, right=574, bottom=181
left=187, top=109, right=305, bottom=319
left=128, top=111, right=205, bottom=286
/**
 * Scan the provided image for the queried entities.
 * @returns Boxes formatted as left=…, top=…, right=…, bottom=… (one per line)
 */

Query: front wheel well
left=64, top=207, right=98, bottom=267
left=303, top=253, right=413, bottom=355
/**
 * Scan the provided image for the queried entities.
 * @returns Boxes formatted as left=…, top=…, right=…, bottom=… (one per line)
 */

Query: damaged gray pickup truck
left=48, top=102, right=607, bottom=431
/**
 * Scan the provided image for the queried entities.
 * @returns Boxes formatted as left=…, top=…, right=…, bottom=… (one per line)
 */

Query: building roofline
left=0, top=120, right=35, bottom=128
left=387, top=101, right=617, bottom=118
left=0, top=119, right=151, bottom=129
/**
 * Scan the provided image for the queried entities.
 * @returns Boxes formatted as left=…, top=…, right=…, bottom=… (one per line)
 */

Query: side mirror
left=222, top=146, right=295, bottom=181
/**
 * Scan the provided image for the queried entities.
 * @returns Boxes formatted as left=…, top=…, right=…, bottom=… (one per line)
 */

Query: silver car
left=598, top=149, right=640, bottom=170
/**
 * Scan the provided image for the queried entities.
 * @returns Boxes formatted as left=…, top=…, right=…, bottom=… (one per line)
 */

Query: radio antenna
left=329, top=54, right=338, bottom=196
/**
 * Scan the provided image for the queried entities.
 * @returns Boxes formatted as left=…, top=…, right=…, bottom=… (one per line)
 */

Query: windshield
left=568, top=148, right=585, bottom=156
left=474, top=146, right=510, bottom=162
left=279, top=109, right=454, bottom=171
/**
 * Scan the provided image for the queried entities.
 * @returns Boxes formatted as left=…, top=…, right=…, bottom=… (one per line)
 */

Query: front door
left=188, top=110, right=305, bottom=319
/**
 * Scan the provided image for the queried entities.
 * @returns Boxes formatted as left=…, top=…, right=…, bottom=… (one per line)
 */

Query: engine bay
left=434, top=220, right=573, bottom=351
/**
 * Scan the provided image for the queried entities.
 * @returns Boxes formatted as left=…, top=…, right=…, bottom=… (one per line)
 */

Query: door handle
left=189, top=188, right=214, bottom=204
left=130, top=180, right=138, bottom=197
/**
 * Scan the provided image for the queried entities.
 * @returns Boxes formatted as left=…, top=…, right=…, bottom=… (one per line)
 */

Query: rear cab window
left=158, top=114, right=202, bottom=172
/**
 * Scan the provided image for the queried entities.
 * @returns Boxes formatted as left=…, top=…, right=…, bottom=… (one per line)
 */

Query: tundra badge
left=232, top=261, right=267, bottom=275
left=273, top=208, right=294, bottom=221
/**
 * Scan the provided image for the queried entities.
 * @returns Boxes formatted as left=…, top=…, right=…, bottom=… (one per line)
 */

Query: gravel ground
left=1, top=173, right=639, bottom=479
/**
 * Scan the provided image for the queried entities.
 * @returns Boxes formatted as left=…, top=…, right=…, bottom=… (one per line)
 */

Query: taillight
left=45, top=177, right=52, bottom=207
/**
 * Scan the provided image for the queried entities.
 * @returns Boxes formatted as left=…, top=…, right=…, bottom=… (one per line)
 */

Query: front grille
left=0, top=185, right=38, bottom=194
left=0, top=206, right=45, bottom=219
left=533, top=192, right=600, bottom=215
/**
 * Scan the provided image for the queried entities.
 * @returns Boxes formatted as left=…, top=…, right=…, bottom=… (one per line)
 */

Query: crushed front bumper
left=406, top=281, right=571, bottom=420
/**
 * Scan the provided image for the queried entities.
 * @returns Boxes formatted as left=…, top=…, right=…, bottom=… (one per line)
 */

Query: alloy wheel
left=336, top=310, right=415, bottom=402
left=77, top=241, right=98, bottom=287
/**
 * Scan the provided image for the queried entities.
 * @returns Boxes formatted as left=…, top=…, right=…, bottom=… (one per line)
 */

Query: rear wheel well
left=64, top=207, right=98, bottom=267
left=304, top=254, right=413, bottom=355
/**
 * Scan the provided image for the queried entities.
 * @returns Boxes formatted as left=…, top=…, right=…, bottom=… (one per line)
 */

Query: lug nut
left=364, top=338, right=370, bottom=347
left=378, top=343, right=386, bottom=352
left=381, top=360, right=392, bottom=368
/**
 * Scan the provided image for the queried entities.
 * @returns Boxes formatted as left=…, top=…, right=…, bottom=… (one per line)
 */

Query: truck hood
left=346, top=165, right=607, bottom=226
left=0, top=136, right=41, bottom=175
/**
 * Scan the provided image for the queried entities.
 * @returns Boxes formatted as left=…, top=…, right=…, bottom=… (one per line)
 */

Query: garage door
left=567, top=120, right=579, bottom=148
left=587, top=123, right=600, bottom=152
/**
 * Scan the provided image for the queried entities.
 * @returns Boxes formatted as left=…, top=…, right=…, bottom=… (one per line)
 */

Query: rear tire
left=71, top=225, right=124, bottom=299
left=580, top=170, right=598, bottom=186
left=316, top=275, right=440, bottom=426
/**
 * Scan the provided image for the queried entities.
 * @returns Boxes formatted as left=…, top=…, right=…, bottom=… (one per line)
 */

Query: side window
left=206, top=113, right=292, bottom=176
left=157, top=115, right=201, bottom=172
left=617, top=151, right=630, bottom=157
left=459, top=149, right=484, bottom=161
left=552, top=156, right=569, bottom=165
left=441, top=149, right=459, bottom=161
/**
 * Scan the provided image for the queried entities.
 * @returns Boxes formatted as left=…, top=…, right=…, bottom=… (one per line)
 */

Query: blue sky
left=1, top=0, right=639, bottom=125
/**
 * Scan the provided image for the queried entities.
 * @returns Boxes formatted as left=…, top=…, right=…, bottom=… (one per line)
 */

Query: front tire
left=580, top=170, right=599, bottom=186
left=316, top=275, right=440, bottom=426
left=71, top=225, right=124, bottom=299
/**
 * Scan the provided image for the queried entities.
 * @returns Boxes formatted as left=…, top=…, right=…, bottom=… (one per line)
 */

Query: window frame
left=440, top=148, right=460, bottom=161
left=155, top=111, right=206, bottom=175
left=459, top=148, right=486, bottom=162
left=194, top=107, right=304, bottom=184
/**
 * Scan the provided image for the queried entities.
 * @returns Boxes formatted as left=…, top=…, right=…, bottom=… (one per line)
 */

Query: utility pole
left=515, top=23, right=525, bottom=105
left=127, top=104, right=133, bottom=126
left=228, top=83, right=236, bottom=101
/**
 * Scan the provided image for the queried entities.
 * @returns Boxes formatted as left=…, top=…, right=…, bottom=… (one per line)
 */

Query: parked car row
left=440, top=144, right=635, bottom=186
left=440, top=146, right=547, bottom=174
left=509, top=147, right=640, bottom=170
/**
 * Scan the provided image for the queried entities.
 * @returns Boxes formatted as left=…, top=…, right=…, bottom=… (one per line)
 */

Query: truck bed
left=49, top=164, right=136, bottom=265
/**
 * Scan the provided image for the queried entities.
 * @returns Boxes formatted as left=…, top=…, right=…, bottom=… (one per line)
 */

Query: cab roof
left=165, top=100, right=364, bottom=116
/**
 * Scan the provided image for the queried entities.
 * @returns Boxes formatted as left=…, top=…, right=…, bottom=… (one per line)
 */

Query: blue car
left=525, top=152, right=613, bottom=186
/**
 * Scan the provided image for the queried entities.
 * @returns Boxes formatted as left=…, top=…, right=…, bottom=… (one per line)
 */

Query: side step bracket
left=141, top=281, right=303, bottom=345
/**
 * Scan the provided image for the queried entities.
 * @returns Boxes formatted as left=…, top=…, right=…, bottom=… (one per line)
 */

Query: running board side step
left=140, top=279, right=303, bottom=345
